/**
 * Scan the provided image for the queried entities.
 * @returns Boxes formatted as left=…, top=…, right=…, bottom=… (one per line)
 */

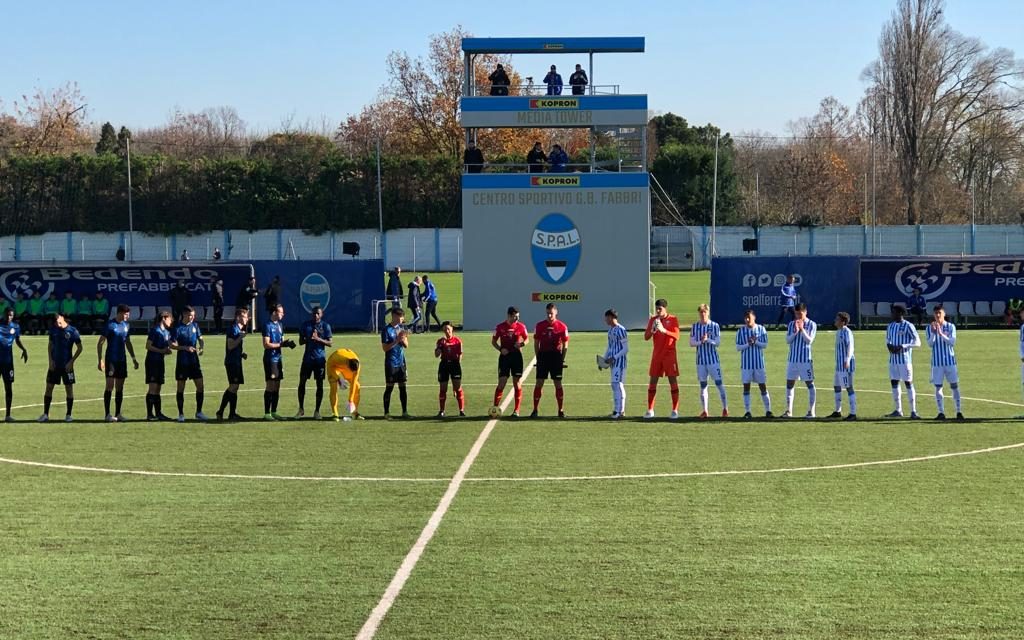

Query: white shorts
left=696, top=363, right=723, bottom=383
left=834, top=368, right=854, bottom=388
left=930, top=365, right=958, bottom=386
left=610, top=364, right=627, bottom=384
left=786, top=362, right=814, bottom=382
left=741, top=368, right=767, bottom=385
left=888, top=363, right=913, bottom=382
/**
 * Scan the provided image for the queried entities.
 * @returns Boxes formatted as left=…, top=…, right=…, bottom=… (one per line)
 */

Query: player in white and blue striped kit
left=1019, top=308, right=1024, bottom=413
left=690, top=304, right=728, bottom=418
left=926, top=305, right=963, bottom=421
left=830, top=311, right=857, bottom=421
left=735, top=309, right=771, bottom=418
left=885, top=305, right=921, bottom=419
left=784, top=303, right=817, bottom=418
left=601, top=309, right=629, bottom=419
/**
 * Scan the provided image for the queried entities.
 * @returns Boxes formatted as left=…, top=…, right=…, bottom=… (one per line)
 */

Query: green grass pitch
left=2, top=271, right=1023, bottom=639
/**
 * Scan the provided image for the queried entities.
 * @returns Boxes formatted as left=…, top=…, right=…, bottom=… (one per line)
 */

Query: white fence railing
left=4, top=225, right=1022, bottom=271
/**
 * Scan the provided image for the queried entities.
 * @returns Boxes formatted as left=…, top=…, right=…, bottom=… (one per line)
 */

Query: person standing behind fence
left=569, top=64, right=588, bottom=95
left=527, top=142, right=547, bottom=173
left=548, top=144, right=568, bottom=173
left=407, top=276, right=423, bottom=333
left=386, top=267, right=403, bottom=309
left=422, top=275, right=440, bottom=332
left=235, top=276, right=258, bottom=318
left=488, top=63, right=510, bottom=96
left=211, top=278, right=225, bottom=332
left=92, top=292, right=110, bottom=333
left=543, top=65, right=563, bottom=95
left=463, top=141, right=485, bottom=174
left=775, top=275, right=798, bottom=327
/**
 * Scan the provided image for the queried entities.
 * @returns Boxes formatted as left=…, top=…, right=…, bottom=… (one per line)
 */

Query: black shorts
left=105, top=359, right=129, bottom=379
left=264, top=359, right=284, bottom=381
left=385, top=363, right=408, bottom=385
left=1, top=362, right=14, bottom=384
left=498, top=351, right=524, bottom=378
left=145, top=359, right=165, bottom=385
left=46, top=368, right=76, bottom=386
left=536, top=351, right=564, bottom=381
left=437, top=360, right=462, bottom=383
left=300, top=360, right=326, bottom=381
left=225, top=362, right=245, bottom=385
left=175, top=360, right=203, bottom=381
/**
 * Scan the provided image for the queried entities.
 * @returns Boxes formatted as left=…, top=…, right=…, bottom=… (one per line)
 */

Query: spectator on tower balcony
left=488, top=64, right=510, bottom=96
left=569, top=64, right=588, bottom=96
left=543, top=65, right=563, bottom=96
left=548, top=144, right=568, bottom=173
left=527, top=142, right=547, bottom=173
left=463, top=141, right=485, bottom=174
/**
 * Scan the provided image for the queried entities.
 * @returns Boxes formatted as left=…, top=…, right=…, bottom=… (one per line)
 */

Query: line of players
left=0, top=296, right=1011, bottom=422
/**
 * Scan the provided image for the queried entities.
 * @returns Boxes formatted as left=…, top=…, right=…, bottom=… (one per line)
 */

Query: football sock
left=786, top=387, right=794, bottom=413
left=44, top=395, right=53, bottom=415
left=383, top=386, right=393, bottom=414
left=66, top=396, right=74, bottom=416
left=271, top=392, right=280, bottom=413
left=834, top=388, right=842, bottom=411
left=493, top=388, right=502, bottom=407
left=228, top=392, right=238, bottom=415
left=807, top=385, right=816, bottom=412
left=115, top=390, right=123, bottom=415
left=716, top=382, right=727, bottom=409
left=514, top=388, right=522, bottom=412
left=103, top=390, right=112, bottom=416
left=264, top=391, right=272, bottom=414
left=952, top=387, right=961, bottom=412
left=892, top=386, right=902, bottom=412
left=196, top=391, right=204, bottom=413
left=219, top=391, right=231, bottom=414
left=743, top=392, right=751, bottom=413
left=176, top=392, right=185, bottom=415
left=439, top=391, right=446, bottom=412
left=144, top=394, right=153, bottom=417
left=314, top=381, right=324, bottom=413
left=456, top=388, right=465, bottom=411
left=297, top=381, right=306, bottom=411
left=555, top=388, right=564, bottom=412
left=398, top=385, right=408, bottom=412
left=533, top=387, right=542, bottom=411
left=699, top=383, right=709, bottom=412
left=647, top=385, right=657, bottom=410
left=2, top=380, right=10, bottom=415
left=762, top=392, right=771, bottom=412
left=907, top=384, right=917, bottom=413
left=935, top=387, right=945, bottom=414
left=848, top=391, right=857, bottom=414
left=612, top=382, right=625, bottom=414
left=670, top=384, right=680, bottom=411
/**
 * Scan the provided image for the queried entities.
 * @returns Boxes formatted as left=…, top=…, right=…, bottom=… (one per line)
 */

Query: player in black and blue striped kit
left=97, top=304, right=138, bottom=422
left=39, top=312, right=82, bottom=422
left=171, top=306, right=208, bottom=422
left=885, top=305, right=921, bottom=419
left=144, top=311, right=173, bottom=421
left=296, top=306, right=333, bottom=419
left=0, top=307, right=28, bottom=422
left=926, top=305, right=963, bottom=421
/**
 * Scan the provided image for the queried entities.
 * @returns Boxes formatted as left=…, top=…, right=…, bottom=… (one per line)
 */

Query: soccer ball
left=488, top=405, right=502, bottom=419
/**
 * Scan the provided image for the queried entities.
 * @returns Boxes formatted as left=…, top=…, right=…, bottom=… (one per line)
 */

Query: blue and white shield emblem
left=300, top=273, right=331, bottom=312
left=531, top=214, right=581, bottom=285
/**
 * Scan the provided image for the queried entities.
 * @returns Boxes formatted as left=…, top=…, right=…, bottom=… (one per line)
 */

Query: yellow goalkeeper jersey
left=327, top=348, right=361, bottom=407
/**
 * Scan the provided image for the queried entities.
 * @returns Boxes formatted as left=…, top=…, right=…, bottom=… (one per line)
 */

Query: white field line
left=353, top=357, right=538, bottom=640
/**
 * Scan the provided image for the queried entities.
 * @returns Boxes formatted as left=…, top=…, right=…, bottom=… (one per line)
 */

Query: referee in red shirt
left=532, top=303, right=570, bottom=418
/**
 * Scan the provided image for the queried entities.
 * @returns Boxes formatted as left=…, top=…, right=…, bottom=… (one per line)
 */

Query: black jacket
left=569, top=70, right=588, bottom=95
left=527, top=148, right=547, bottom=173
left=463, top=147, right=485, bottom=173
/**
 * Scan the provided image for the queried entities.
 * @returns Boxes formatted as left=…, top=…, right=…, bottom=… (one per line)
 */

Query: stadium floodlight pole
left=126, top=134, right=135, bottom=262
left=376, top=138, right=384, bottom=234
left=710, top=132, right=719, bottom=257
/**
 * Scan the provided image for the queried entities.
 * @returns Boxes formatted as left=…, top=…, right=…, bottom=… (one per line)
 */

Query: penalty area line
left=354, top=357, right=537, bottom=640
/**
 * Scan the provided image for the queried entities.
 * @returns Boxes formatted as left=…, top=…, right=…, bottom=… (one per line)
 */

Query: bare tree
left=863, top=0, right=1024, bottom=224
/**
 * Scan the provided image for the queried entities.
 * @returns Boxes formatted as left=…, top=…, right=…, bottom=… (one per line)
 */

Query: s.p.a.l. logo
left=299, top=273, right=330, bottom=312
left=0, top=269, right=55, bottom=301
left=531, top=214, right=581, bottom=285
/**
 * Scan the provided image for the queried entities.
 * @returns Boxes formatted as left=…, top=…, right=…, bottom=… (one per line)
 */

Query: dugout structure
left=460, top=37, right=651, bottom=330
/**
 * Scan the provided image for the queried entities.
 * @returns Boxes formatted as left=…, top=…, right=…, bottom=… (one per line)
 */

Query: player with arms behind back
left=644, top=298, right=681, bottom=420
left=531, top=303, right=569, bottom=418
left=216, top=307, right=249, bottom=421
left=926, top=304, right=964, bottom=421
left=492, top=306, right=529, bottom=418
left=97, top=304, right=138, bottom=422
left=735, top=309, right=771, bottom=419
left=831, top=311, right=857, bottom=421
left=435, top=321, right=465, bottom=417
left=39, top=312, right=81, bottom=423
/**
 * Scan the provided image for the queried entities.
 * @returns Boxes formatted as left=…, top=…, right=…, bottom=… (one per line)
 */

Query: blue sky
left=2, top=0, right=1020, bottom=136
